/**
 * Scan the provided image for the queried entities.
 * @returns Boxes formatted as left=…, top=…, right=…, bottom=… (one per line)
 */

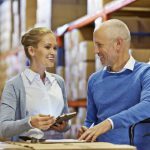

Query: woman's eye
left=45, top=46, right=50, bottom=49
left=53, top=47, right=57, bottom=51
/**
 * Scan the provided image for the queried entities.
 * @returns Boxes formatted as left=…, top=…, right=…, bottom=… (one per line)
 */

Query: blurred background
left=0, top=0, right=150, bottom=138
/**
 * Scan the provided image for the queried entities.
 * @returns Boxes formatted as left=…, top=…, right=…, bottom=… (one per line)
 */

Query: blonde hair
left=21, top=27, right=54, bottom=58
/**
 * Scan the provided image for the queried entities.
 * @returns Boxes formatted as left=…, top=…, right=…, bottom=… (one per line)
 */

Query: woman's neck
left=29, top=65, right=46, bottom=81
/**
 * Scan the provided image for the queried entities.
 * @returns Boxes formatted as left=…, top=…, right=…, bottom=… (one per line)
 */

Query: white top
left=21, top=68, right=64, bottom=138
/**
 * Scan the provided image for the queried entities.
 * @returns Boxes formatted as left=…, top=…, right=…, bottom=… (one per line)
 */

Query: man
left=78, top=19, right=150, bottom=150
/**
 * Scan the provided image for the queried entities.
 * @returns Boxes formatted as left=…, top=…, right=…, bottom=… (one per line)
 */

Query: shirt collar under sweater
left=104, top=55, right=135, bottom=73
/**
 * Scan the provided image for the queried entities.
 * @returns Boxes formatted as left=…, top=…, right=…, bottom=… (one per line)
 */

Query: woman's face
left=31, top=33, right=57, bottom=69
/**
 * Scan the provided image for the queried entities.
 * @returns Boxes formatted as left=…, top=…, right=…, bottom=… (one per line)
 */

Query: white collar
left=24, top=68, right=55, bottom=84
left=104, top=56, right=135, bottom=72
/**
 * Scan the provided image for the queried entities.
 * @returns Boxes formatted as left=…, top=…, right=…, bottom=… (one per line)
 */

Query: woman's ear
left=28, top=46, right=35, bottom=57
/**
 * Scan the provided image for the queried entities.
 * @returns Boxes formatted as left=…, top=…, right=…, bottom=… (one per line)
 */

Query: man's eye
left=96, top=44, right=103, bottom=48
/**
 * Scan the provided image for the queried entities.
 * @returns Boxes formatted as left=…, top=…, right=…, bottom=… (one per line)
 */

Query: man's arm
left=84, top=77, right=98, bottom=127
left=110, top=68, right=150, bottom=129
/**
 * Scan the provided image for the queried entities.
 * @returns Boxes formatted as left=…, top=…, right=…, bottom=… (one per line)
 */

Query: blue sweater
left=85, top=61, right=150, bottom=150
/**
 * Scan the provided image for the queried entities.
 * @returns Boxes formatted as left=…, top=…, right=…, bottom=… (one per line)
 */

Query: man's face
left=33, top=33, right=57, bottom=68
left=93, top=29, right=118, bottom=67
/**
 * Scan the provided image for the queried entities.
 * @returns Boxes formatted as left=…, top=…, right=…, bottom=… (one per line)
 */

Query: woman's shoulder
left=6, top=74, right=23, bottom=87
left=50, top=73, right=64, bottom=83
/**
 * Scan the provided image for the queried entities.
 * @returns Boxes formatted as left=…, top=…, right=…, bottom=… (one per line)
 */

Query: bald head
left=93, top=19, right=131, bottom=70
left=94, top=19, right=131, bottom=47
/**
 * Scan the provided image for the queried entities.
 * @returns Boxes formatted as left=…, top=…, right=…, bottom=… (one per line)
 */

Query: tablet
left=53, top=112, right=77, bottom=125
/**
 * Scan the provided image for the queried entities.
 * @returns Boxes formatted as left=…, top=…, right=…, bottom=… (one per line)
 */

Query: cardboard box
left=111, top=16, right=150, bottom=48
left=131, top=49, right=150, bottom=62
left=26, top=0, right=37, bottom=30
left=51, top=0, right=87, bottom=30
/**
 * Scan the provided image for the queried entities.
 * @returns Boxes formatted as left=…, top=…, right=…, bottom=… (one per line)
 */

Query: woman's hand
left=30, top=114, right=56, bottom=130
left=49, top=121, right=68, bottom=132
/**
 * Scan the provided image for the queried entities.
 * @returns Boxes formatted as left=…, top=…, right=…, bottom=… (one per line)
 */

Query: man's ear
left=28, top=46, right=35, bottom=57
left=116, top=37, right=123, bottom=53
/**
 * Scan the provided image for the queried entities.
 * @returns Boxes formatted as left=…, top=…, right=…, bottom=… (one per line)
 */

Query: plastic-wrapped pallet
left=78, top=79, right=87, bottom=99
left=64, top=32, right=72, bottom=52
left=78, top=61, right=95, bottom=80
left=95, top=55, right=103, bottom=71
left=79, top=41, right=95, bottom=62
left=70, top=65, right=79, bottom=100
left=71, top=29, right=84, bottom=47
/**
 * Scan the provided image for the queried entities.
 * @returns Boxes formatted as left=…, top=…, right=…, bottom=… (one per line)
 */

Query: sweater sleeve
left=0, top=81, right=32, bottom=138
left=84, top=76, right=98, bottom=128
left=110, top=68, right=150, bottom=129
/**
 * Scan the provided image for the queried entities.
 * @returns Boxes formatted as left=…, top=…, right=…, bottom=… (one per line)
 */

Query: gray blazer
left=0, top=73, right=69, bottom=141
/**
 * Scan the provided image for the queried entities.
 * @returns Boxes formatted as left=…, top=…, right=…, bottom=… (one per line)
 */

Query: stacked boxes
left=78, top=41, right=95, bottom=98
left=64, top=28, right=95, bottom=100
left=0, top=62, right=7, bottom=99
left=20, top=0, right=26, bottom=33
left=64, top=29, right=84, bottom=100
left=12, top=0, right=19, bottom=48
left=131, top=49, right=150, bottom=62
left=26, top=0, right=37, bottom=30
left=0, top=0, right=12, bottom=51
left=36, top=0, right=52, bottom=28
left=87, top=0, right=113, bottom=15
left=111, top=16, right=150, bottom=49
left=51, top=0, right=87, bottom=30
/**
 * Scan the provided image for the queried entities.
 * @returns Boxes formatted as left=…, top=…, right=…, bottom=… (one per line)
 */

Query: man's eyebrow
left=95, top=41, right=102, bottom=45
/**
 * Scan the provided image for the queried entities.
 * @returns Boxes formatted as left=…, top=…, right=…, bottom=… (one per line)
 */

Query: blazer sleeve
left=0, top=81, right=31, bottom=138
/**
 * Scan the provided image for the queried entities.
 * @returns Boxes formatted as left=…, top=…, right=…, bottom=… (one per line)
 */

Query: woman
left=0, top=27, right=69, bottom=141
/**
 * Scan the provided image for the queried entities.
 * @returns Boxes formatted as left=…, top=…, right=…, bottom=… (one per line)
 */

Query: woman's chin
left=47, top=63, right=55, bottom=68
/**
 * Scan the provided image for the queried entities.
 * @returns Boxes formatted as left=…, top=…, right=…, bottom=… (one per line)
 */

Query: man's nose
left=94, top=47, right=99, bottom=55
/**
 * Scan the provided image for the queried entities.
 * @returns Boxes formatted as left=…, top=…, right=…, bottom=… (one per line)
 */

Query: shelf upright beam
left=68, top=99, right=87, bottom=108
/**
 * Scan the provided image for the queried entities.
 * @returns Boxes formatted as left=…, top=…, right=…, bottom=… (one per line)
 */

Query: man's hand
left=30, top=114, right=56, bottom=130
left=77, top=126, right=88, bottom=138
left=78, top=119, right=112, bottom=142
left=50, top=121, right=68, bottom=132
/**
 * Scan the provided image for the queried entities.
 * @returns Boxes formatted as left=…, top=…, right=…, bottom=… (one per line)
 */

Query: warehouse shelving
left=56, top=0, right=150, bottom=108
left=1, top=0, right=150, bottom=108
left=56, top=0, right=136, bottom=36
left=68, top=99, right=86, bottom=108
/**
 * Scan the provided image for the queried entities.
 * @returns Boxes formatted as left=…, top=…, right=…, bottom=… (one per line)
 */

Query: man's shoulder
left=88, top=69, right=103, bottom=83
left=135, top=61, right=150, bottom=72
